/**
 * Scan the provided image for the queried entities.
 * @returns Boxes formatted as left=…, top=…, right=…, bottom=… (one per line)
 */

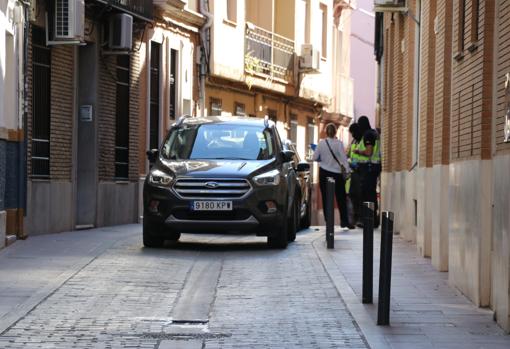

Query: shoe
left=341, top=224, right=356, bottom=230
left=356, top=222, right=364, bottom=228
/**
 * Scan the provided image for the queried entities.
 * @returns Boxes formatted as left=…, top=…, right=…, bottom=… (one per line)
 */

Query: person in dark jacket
left=352, top=116, right=381, bottom=227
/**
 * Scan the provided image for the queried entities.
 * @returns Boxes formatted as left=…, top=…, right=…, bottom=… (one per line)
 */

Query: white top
left=312, top=137, right=351, bottom=174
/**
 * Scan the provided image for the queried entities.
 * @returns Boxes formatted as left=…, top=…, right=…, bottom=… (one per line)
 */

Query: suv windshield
left=161, top=123, right=275, bottom=160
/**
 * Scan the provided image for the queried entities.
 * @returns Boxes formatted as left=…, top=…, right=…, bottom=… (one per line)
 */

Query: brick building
left=23, top=0, right=153, bottom=235
left=377, top=0, right=510, bottom=331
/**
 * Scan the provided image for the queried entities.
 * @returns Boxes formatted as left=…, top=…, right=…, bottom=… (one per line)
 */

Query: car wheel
left=267, top=213, right=290, bottom=249
left=143, top=219, right=165, bottom=248
left=300, top=192, right=312, bottom=229
left=166, top=231, right=181, bottom=241
left=287, top=199, right=298, bottom=242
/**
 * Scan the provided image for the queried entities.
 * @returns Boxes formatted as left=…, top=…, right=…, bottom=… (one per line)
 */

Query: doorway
left=75, top=44, right=98, bottom=228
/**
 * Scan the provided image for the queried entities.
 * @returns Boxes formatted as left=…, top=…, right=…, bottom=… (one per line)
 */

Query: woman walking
left=312, top=123, right=354, bottom=229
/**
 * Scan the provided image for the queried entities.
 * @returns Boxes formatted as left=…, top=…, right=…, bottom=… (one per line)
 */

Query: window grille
left=32, top=26, right=51, bottom=178
left=115, top=55, right=130, bottom=179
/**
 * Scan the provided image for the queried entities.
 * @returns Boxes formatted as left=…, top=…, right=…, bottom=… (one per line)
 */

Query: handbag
left=325, top=139, right=349, bottom=179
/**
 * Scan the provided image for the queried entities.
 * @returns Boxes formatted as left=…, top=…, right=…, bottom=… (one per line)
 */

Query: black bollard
left=377, top=211, right=394, bottom=326
left=325, top=177, right=335, bottom=249
left=362, top=201, right=375, bottom=304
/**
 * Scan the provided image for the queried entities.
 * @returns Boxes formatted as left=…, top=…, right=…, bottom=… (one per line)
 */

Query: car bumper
left=143, top=181, right=287, bottom=236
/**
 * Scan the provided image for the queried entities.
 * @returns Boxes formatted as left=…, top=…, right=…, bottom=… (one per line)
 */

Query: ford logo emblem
left=205, top=181, right=219, bottom=189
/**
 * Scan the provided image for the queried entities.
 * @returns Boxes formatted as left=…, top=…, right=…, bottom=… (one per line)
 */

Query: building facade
left=377, top=0, right=510, bottom=332
left=350, top=0, right=376, bottom=124
left=0, top=0, right=26, bottom=247
left=22, top=0, right=154, bottom=236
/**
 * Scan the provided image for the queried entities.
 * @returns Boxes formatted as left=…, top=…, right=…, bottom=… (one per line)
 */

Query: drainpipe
left=199, top=0, right=213, bottom=117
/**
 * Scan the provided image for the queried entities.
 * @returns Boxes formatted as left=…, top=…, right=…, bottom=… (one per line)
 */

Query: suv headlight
left=149, top=169, right=174, bottom=186
left=253, top=169, right=280, bottom=186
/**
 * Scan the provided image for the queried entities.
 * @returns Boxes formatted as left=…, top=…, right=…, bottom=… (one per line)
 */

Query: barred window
left=150, top=42, right=161, bottom=150
left=210, top=98, right=222, bottom=116
left=32, top=26, right=51, bottom=178
left=115, top=55, right=130, bottom=179
left=290, top=114, right=298, bottom=143
left=234, top=102, right=246, bottom=116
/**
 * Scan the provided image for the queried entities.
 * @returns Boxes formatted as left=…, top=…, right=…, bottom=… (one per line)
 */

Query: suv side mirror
left=146, top=149, right=159, bottom=163
left=281, top=150, right=295, bottom=163
left=296, top=162, right=310, bottom=172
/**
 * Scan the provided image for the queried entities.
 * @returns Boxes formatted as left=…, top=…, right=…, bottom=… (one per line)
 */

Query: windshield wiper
left=192, top=157, right=252, bottom=160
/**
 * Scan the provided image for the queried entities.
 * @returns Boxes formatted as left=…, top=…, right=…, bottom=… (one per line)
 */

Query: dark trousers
left=349, top=170, right=362, bottom=224
left=319, top=168, right=349, bottom=227
left=359, top=163, right=381, bottom=225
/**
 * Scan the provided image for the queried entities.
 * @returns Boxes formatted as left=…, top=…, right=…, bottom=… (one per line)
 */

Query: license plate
left=191, top=201, right=233, bottom=211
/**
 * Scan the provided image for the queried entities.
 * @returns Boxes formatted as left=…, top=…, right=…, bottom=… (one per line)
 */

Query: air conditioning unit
left=108, top=14, right=133, bottom=51
left=54, top=0, right=84, bottom=40
left=374, top=0, right=407, bottom=12
left=300, top=44, right=321, bottom=72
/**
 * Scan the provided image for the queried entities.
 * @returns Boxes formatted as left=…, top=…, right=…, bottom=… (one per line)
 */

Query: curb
left=312, top=235, right=391, bottom=349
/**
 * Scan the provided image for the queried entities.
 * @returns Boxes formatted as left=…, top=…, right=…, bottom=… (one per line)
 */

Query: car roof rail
left=175, top=114, right=191, bottom=127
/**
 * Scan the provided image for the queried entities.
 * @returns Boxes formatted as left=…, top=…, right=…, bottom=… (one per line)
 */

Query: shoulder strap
left=325, top=139, right=346, bottom=173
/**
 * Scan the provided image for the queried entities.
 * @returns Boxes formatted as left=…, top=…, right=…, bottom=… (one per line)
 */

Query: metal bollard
left=377, top=211, right=394, bottom=326
left=362, top=201, right=375, bottom=304
left=325, top=177, right=335, bottom=249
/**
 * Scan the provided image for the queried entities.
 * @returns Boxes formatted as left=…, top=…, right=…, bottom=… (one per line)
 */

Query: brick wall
left=433, top=0, right=453, bottom=165
left=129, top=41, right=142, bottom=181
left=494, top=0, right=510, bottom=153
left=27, top=26, right=74, bottom=181
left=50, top=46, right=74, bottom=180
left=98, top=41, right=141, bottom=182
left=418, top=0, right=436, bottom=168
left=451, top=0, right=493, bottom=161
left=381, top=10, right=416, bottom=173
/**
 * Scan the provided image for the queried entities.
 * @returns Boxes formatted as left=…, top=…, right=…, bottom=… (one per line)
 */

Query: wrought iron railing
left=96, top=0, right=153, bottom=21
left=244, top=23, right=295, bottom=83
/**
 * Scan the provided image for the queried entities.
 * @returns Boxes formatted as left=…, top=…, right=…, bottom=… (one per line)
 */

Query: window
left=455, top=0, right=466, bottom=59
left=161, top=124, right=275, bottom=161
left=305, top=117, right=315, bottom=158
left=304, top=0, right=311, bottom=43
left=469, top=0, right=479, bottom=50
left=150, top=42, right=161, bottom=150
left=267, top=109, right=277, bottom=122
left=290, top=114, right=298, bottom=143
left=115, top=55, right=130, bottom=179
left=169, top=49, right=178, bottom=120
left=210, top=98, right=222, bottom=116
left=320, top=3, right=328, bottom=59
left=234, top=102, right=246, bottom=116
left=227, top=0, right=237, bottom=23
left=31, top=26, right=51, bottom=178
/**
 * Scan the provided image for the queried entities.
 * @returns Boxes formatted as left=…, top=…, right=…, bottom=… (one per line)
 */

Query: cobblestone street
left=0, top=227, right=368, bottom=349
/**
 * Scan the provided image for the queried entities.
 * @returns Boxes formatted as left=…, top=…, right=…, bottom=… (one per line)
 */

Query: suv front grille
left=173, top=178, right=251, bottom=199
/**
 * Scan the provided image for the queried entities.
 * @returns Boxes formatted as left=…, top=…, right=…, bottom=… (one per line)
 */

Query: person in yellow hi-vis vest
left=347, top=123, right=363, bottom=226
left=351, top=116, right=381, bottom=228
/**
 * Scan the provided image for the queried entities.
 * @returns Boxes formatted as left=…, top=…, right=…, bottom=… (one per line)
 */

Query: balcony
left=95, top=0, right=153, bottom=21
left=244, top=22, right=295, bottom=84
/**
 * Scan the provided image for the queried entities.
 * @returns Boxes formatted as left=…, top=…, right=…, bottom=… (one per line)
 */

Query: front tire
left=287, top=199, right=298, bottom=242
left=143, top=219, right=165, bottom=248
left=267, top=216, right=290, bottom=249
left=300, top=190, right=312, bottom=229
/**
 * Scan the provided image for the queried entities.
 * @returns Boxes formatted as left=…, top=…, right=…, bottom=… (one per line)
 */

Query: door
left=75, top=44, right=98, bottom=228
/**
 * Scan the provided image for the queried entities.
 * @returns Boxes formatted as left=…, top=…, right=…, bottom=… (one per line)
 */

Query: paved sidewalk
left=313, top=227, right=510, bottom=349
left=0, top=225, right=141, bottom=334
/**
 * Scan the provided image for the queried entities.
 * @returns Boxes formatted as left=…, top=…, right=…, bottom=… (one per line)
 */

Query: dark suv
left=143, top=116, right=303, bottom=249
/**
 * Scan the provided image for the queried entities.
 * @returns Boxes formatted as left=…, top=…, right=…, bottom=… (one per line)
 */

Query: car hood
left=159, top=159, right=276, bottom=178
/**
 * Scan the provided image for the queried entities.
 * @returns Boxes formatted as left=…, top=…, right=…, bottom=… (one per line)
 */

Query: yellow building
left=201, top=0, right=354, bottom=163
